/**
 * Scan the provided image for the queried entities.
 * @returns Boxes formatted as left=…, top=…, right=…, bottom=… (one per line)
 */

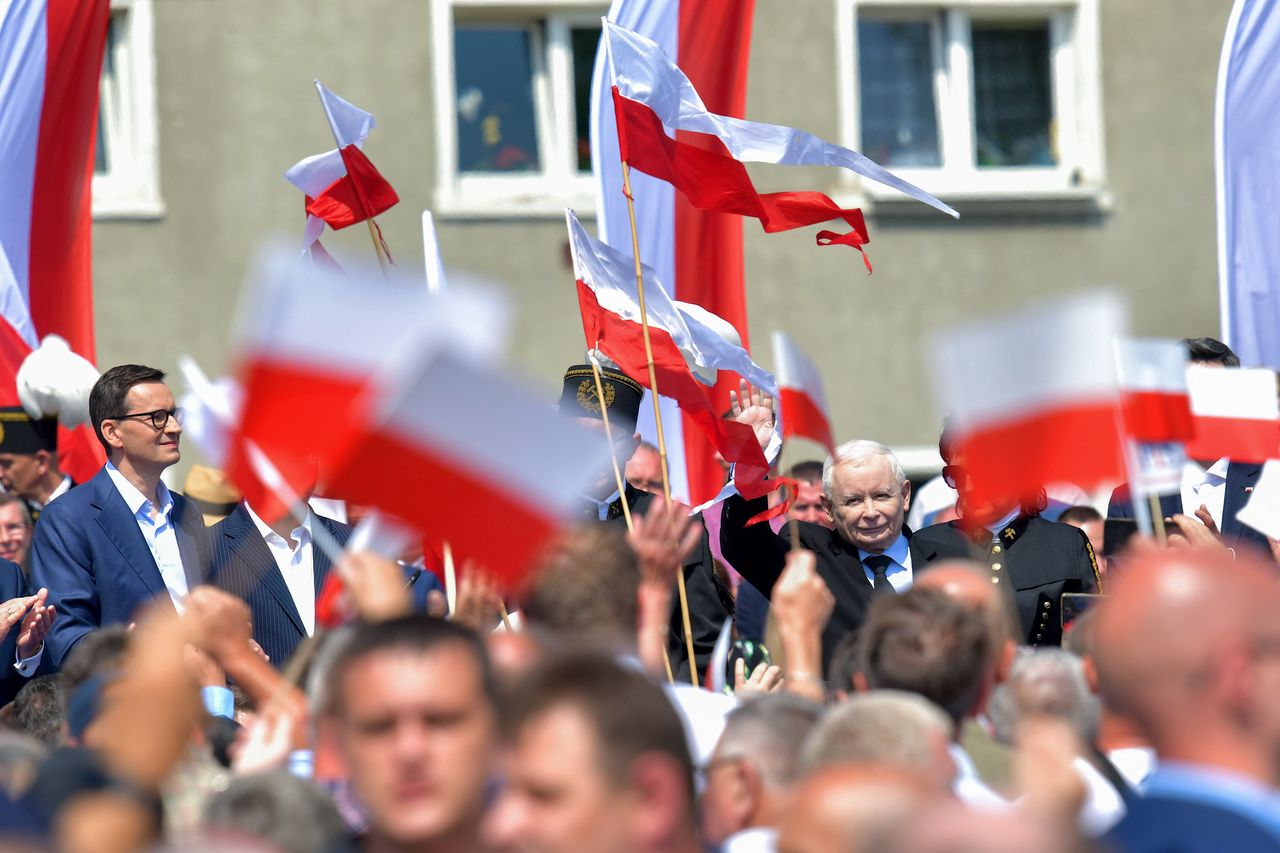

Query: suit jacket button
left=1043, top=602, right=1051, bottom=610
left=990, top=577, right=1000, bottom=584
left=992, top=545, right=1002, bottom=554
left=991, top=563, right=1002, bottom=571
left=1035, top=633, right=1043, bottom=641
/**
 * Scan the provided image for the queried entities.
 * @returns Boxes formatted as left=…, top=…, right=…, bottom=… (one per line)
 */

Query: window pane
left=857, top=20, right=940, bottom=168
left=571, top=26, right=601, bottom=173
left=454, top=26, right=541, bottom=173
left=94, top=14, right=122, bottom=175
left=972, top=22, right=1056, bottom=168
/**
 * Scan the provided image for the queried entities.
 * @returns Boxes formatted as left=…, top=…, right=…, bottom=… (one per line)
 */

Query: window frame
left=430, top=0, right=607, bottom=218
left=836, top=0, right=1106, bottom=207
left=92, top=0, right=163, bottom=220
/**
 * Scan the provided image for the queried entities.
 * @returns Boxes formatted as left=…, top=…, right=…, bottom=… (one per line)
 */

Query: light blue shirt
left=105, top=462, right=189, bottom=610
left=857, top=533, right=913, bottom=591
left=1143, top=762, right=1280, bottom=836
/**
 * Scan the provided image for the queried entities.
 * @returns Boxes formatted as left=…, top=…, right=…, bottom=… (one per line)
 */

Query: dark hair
left=1180, top=337, right=1240, bottom=367
left=88, top=364, right=167, bottom=453
left=10, top=674, right=64, bottom=745
left=522, top=525, right=639, bottom=646
left=858, top=587, right=992, bottom=725
left=500, top=652, right=694, bottom=804
left=323, top=615, right=495, bottom=716
left=1058, top=505, right=1102, bottom=526
left=787, top=460, right=825, bottom=484
left=59, top=626, right=130, bottom=712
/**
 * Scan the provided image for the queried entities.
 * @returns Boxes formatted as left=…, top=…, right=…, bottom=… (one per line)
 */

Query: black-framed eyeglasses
left=112, top=407, right=184, bottom=430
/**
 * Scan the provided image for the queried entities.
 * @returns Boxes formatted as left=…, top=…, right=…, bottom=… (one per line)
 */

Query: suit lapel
left=223, top=506, right=306, bottom=636
left=172, top=496, right=206, bottom=592
left=90, top=472, right=171, bottom=602
left=1222, top=462, right=1262, bottom=545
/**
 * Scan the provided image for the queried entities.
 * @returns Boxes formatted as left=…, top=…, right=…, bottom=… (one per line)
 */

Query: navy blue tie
left=864, top=555, right=897, bottom=597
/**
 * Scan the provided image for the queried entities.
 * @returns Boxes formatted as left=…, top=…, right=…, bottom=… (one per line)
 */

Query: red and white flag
left=928, top=294, right=1128, bottom=510
left=1184, top=366, right=1280, bottom=463
left=285, top=82, right=399, bottom=263
left=227, top=251, right=509, bottom=521
left=567, top=210, right=774, bottom=498
left=772, top=331, right=834, bottom=454
left=324, top=347, right=611, bottom=588
left=1117, top=338, right=1194, bottom=444
left=0, top=0, right=109, bottom=481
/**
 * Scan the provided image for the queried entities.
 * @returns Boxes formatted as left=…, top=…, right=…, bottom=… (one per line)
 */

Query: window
left=431, top=0, right=606, bottom=216
left=93, top=0, right=162, bottom=218
left=838, top=0, right=1105, bottom=205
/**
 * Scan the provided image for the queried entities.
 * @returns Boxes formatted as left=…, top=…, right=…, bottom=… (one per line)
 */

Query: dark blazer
left=719, top=492, right=957, bottom=669
left=0, top=559, right=32, bottom=706
left=29, top=467, right=210, bottom=669
left=912, top=516, right=1100, bottom=646
left=600, top=486, right=729, bottom=682
left=209, top=504, right=351, bottom=670
left=1106, top=794, right=1280, bottom=852
left=1109, top=461, right=1271, bottom=557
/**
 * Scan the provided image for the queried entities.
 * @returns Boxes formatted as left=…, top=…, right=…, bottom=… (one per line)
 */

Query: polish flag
left=927, top=294, right=1128, bottom=510
left=1117, top=339, right=1194, bottom=443
left=227, top=251, right=509, bottom=522
left=324, top=347, right=611, bottom=588
left=285, top=82, right=399, bottom=261
left=567, top=210, right=774, bottom=498
left=1184, top=366, right=1280, bottom=463
left=0, top=0, right=109, bottom=482
left=772, top=331, right=835, bottom=454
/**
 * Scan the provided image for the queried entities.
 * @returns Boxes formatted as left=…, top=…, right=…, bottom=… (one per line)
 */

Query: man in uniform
left=912, top=425, right=1100, bottom=646
left=558, top=363, right=729, bottom=682
left=0, top=407, right=74, bottom=521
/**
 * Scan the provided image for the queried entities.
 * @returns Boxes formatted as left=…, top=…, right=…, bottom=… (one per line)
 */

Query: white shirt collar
left=580, top=489, right=621, bottom=521
left=105, top=461, right=173, bottom=519
left=984, top=506, right=1022, bottom=535
left=1183, top=457, right=1230, bottom=489
left=47, top=475, right=73, bottom=503
left=244, top=502, right=313, bottom=549
left=858, top=532, right=910, bottom=565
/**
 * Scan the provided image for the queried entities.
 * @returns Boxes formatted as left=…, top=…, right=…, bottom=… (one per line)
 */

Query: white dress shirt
left=856, top=533, right=914, bottom=592
left=45, top=475, right=73, bottom=507
left=105, top=462, right=189, bottom=610
left=582, top=489, right=622, bottom=521
left=722, top=827, right=778, bottom=853
left=1180, top=457, right=1229, bottom=527
left=245, top=503, right=318, bottom=636
left=1108, top=746, right=1157, bottom=790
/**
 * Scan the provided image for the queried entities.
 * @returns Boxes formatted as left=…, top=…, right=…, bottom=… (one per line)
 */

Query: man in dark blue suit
left=30, top=365, right=210, bottom=669
left=1096, top=546, right=1280, bottom=852
left=1108, top=337, right=1272, bottom=558
left=210, top=498, right=444, bottom=669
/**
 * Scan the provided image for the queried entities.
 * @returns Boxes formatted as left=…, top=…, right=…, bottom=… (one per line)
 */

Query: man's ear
left=99, top=420, right=125, bottom=453
left=851, top=671, right=869, bottom=694
left=34, top=449, right=53, bottom=474
left=628, top=753, right=693, bottom=849
left=901, top=479, right=912, bottom=512
left=996, top=639, right=1017, bottom=684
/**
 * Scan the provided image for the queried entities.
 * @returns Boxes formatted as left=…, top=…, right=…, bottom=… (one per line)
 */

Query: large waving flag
left=1117, top=339, right=1194, bottom=444
left=285, top=82, right=399, bottom=263
left=1184, top=366, right=1279, bottom=463
left=0, top=0, right=109, bottom=482
left=590, top=0, right=756, bottom=507
left=772, top=331, right=835, bottom=454
left=567, top=210, right=774, bottom=499
left=928, top=294, right=1129, bottom=511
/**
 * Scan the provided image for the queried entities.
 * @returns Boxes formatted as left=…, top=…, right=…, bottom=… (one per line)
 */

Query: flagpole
left=587, top=353, right=634, bottom=533
left=620, top=160, right=699, bottom=688
left=366, top=220, right=391, bottom=275
left=1148, top=494, right=1168, bottom=547
left=314, top=81, right=390, bottom=276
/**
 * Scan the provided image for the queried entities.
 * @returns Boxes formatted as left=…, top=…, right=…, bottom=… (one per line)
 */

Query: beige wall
left=92, top=0, right=1234, bottom=472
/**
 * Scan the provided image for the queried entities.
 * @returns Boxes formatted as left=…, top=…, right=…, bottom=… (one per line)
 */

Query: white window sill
left=92, top=195, right=165, bottom=220
left=835, top=181, right=1112, bottom=218
left=433, top=185, right=598, bottom=220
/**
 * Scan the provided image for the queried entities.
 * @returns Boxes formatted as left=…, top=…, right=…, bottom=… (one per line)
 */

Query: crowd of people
left=0, top=337, right=1277, bottom=852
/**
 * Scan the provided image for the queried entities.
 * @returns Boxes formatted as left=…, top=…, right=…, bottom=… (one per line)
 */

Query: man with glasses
left=30, top=364, right=211, bottom=668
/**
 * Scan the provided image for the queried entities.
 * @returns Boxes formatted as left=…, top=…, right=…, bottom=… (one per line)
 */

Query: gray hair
left=800, top=690, right=953, bottom=775
left=988, top=648, right=1100, bottom=745
left=714, top=694, right=824, bottom=789
left=203, top=770, right=349, bottom=853
left=822, top=440, right=906, bottom=499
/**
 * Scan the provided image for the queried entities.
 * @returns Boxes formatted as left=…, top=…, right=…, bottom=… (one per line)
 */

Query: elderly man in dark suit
left=30, top=364, right=210, bottom=669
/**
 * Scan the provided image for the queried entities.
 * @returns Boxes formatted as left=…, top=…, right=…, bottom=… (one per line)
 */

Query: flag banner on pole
left=1117, top=339, right=1194, bottom=443
left=1184, top=366, right=1280, bottom=463
left=602, top=19, right=956, bottom=220
left=324, top=347, right=612, bottom=589
left=1237, top=458, right=1280, bottom=540
left=227, top=249, right=510, bottom=522
left=927, top=293, right=1128, bottom=511
left=566, top=210, right=775, bottom=498
left=772, top=330, right=835, bottom=453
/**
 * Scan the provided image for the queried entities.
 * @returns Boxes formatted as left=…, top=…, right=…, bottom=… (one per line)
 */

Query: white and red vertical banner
left=772, top=330, right=835, bottom=454
left=0, top=0, right=108, bottom=481
left=590, top=0, right=755, bottom=506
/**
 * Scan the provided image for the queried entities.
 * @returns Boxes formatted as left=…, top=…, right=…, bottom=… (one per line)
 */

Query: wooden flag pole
left=1148, top=494, right=1168, bottom=547
left=588, top=355, right=635, bottom=534
left=621, top=161, right=699, bottom=688
left=366, top=219, right=390, bottom=276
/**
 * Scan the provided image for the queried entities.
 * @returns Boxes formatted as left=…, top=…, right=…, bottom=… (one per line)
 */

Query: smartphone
left=1061, top=592, right=1104, bottom=629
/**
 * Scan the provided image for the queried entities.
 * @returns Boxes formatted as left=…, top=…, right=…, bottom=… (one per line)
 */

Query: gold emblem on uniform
left=0, top=422, right=5, bottom=445
left=577, top=379, right=615, bottom=415
left=1003, top=527, right=1017, bottom=541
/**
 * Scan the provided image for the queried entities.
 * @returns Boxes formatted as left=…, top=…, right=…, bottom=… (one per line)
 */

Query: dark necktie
left=863, top=555, right=897, bottom=597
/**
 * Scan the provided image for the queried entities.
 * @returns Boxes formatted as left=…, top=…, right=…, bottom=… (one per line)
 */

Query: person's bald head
left=1093, top=548, right=1280, bottom=774
left=878, top=799, right=1077, bottom=853
left=915, top=560, right=1020, bottom=680
left=777, top=764, right=941, bottom=853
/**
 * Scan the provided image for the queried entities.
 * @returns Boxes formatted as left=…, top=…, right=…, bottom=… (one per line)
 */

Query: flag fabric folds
left=1117, top=339, right=1194, bottom=444
left=566, top=210, right=775, bottom=499
left=927, top=294, right=1128, bottom=511
left=1184, top=366, right=1280, bottom=463
left=772, top=330, right=835, bottom=454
